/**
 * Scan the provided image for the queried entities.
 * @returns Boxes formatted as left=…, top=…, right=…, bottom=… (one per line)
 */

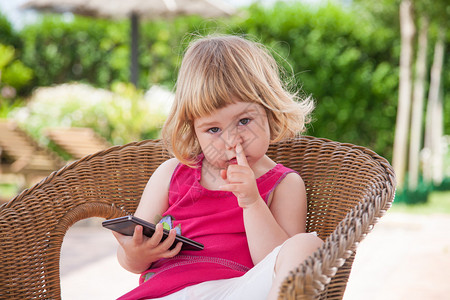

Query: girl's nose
left=223, top=128, right=243, bottom=150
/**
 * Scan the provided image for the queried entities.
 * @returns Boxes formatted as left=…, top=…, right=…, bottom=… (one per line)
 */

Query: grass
left=390, top=190, right=450, bottom=215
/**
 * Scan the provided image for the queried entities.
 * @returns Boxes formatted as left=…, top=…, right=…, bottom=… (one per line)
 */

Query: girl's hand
left=220, top=143, right=261, bottom=208
left=112, top=223, right=182, bottom=273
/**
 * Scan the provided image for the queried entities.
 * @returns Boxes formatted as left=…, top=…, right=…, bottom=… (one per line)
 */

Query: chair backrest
left=0, top=136, right=395, bottom=299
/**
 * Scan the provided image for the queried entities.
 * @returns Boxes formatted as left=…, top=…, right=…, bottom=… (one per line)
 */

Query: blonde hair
left=162, top=35, right=314, bottom=166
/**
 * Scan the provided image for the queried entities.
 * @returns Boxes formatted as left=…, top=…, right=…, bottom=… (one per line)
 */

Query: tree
left=423, top=27, right=446, bottom=185
left=408, top=15, right=429, bottom=190
left=393, top=0, right=415, bottom=188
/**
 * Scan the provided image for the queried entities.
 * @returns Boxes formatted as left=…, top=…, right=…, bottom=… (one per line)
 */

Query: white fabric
left=147, top=244, right=283, bottom=300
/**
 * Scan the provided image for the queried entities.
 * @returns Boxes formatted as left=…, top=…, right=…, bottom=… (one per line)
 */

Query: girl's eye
left=207, top=127, right=221, bottom=134
left=239, top=118, right=251, bottom=126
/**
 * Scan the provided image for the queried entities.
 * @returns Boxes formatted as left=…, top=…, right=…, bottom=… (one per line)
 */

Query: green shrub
left=0, top=14, right=33, bottom=101
left=395, top=183, right=432, bottom=204
left=395, top=174, right=450, bottom=205
left=0, top=13, right=22, bottom=50
left=20, top=16, right=129, bottom=89
left=0, top=43, right=34, bottom=109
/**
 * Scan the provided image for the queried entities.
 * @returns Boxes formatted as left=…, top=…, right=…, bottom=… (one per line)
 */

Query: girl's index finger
left=235, top=143, right=249, bottom=166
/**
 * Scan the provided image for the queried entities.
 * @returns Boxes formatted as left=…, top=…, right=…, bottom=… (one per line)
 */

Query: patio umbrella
left=21, top=0, right=236, bottom=86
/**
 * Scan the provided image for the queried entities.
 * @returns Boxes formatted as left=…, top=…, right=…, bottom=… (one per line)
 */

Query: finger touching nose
left=235, top=143, right=249, bottom=166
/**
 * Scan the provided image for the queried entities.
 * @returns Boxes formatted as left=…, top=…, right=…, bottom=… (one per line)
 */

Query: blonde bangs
left=175, top=37, right=262, bottom=121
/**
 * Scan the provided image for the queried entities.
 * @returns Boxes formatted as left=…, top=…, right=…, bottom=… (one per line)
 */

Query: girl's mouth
left=227, top=158, right=237, bottom=165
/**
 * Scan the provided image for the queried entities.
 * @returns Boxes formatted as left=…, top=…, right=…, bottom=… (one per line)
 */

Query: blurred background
left=0, top=0, right=449, bottom=299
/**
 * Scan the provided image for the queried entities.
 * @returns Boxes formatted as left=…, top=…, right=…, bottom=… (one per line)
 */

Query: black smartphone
left=102, top=215, right=204, bottom=251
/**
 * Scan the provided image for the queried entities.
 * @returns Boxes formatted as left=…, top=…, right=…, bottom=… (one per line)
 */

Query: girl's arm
left=220, top=143, right=307, bottom=264
left=243, top=173, right=306, bottom=264
left=113, top=158, right=181, bottom=274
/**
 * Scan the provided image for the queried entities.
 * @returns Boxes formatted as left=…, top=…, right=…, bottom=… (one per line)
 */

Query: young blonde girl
left=113, top=35, right=323, bottom=300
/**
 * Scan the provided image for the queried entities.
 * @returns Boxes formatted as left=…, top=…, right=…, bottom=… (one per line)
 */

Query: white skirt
left=147, top=244, right=283, bottom=300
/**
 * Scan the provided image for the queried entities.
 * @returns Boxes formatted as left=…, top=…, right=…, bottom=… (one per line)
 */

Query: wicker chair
left=0, top=136, right=395, bottom=299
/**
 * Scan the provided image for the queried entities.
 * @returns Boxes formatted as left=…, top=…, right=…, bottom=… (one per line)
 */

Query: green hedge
left=19, top=16, right=129, bottom=88
left=0, top=13, right=22, bottom=50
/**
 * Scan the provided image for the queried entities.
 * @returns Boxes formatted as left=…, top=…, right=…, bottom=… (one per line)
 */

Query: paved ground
left=60, top=219, right=139, bottom=299
left=61, top=212, right=450, bottom=299
left=344, top=213, right=450, bottom=300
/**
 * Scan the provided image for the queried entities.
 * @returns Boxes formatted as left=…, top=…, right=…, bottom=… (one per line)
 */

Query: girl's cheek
left=202, top=139, right=223, bottom=158
left=240, top=130, right=255, bottom=144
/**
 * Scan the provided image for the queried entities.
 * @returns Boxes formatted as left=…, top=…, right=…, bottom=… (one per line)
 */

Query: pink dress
left=118, top=158, right=296, bottom=300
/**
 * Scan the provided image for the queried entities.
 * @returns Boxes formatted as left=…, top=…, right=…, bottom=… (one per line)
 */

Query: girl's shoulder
left=161, top=157, right=180, bottom=168
left=153, top=157, right=180, bottom=179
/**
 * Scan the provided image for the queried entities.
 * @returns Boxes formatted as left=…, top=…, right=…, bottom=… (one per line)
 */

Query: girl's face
left=193, top=101, right=271, bottom=170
